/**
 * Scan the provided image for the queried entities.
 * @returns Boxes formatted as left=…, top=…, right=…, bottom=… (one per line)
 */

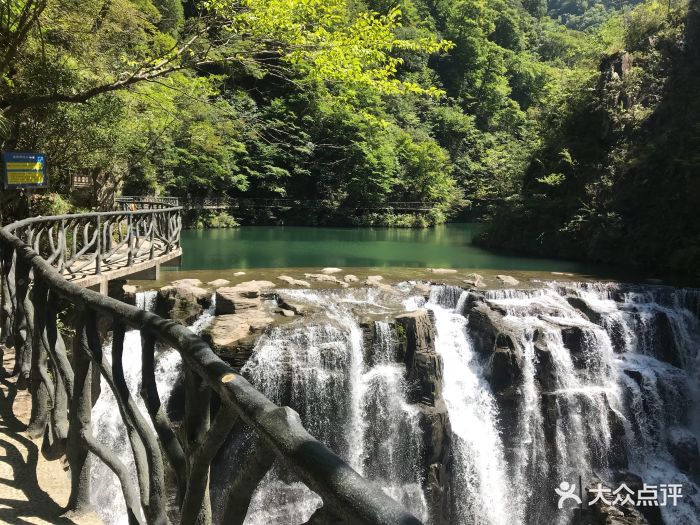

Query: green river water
left=174, top=223, right=596, bottom=272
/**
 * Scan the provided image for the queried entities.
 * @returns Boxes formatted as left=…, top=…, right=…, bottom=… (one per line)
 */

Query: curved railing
left=4, top=206, right=181, bottom=283
left=0, top=210, right=421, bottom=524
left=116, top=196, right=181, bottom=209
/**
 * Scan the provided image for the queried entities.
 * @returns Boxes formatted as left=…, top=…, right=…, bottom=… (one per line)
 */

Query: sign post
left=2, top=151, right=48, bottom=189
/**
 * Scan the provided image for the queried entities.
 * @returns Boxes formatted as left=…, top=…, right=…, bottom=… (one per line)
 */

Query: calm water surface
left=174, top=224, right=598, bottom=273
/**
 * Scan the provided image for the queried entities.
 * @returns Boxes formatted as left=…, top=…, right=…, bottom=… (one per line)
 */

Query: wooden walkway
left=0, top=348, right=102, bottom=525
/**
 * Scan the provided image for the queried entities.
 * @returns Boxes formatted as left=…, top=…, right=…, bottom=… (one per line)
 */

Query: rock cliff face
left=393, top=309, right=452, bottom=524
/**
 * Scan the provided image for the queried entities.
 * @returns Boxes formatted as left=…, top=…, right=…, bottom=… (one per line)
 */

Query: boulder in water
left=343, top=274, right=359, bottom=283
left=304, top=273, right=349, bottom=287
left=463, top=273, right=485, bottom=288
left=216, top=280, right=276, bottom=315
left=320, top=267, right=343, bottom=274
left=156, top=279, right=211, bottom=325
left=496, top=274, right=519, bottom=286
left=364, top=275, right=384, bottom=286
left=428, top=268, right=457, bottom=274
left=277, top=275, right=310, bottom=287
left=207, top=278, right=230, bottom=288
left=202, top=310, right=274, bottom=369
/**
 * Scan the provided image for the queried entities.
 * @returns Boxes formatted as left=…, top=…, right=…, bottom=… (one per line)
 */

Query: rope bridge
left=0, top=201, right=422, bottom=524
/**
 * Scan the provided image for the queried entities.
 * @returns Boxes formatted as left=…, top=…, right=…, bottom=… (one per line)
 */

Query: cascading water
left=92, top=281, right=699, bottom=525
left=241, top=288, right=427, bottom=524
left=90, top=291, right=214, bottom=525
left=426, top=286, right=515, bottom=525
left=424, top=282, right=700, bottom=525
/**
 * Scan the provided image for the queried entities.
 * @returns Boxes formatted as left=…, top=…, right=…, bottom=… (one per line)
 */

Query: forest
left=0, top=0, right=698, bottom=274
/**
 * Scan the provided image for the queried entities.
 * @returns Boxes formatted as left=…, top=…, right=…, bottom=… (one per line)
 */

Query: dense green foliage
left=480, top=0, right=700, bottom=275
left=1, top=0, right=697, bottom=273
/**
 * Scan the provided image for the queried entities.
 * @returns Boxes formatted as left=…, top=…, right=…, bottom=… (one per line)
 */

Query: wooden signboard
left=71, top=173, right=93, bottom=188
left=2, top=151, right=47, bottom=189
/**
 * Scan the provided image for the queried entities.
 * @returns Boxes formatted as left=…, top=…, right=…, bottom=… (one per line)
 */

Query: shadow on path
left=0, top=348, right=102, bottom=525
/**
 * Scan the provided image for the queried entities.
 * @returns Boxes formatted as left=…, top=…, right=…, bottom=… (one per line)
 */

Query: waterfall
left=429, top=283, right=700, bottom=525
left=89, top=282, right=699, bottom=525
left=241, top=289, right=427, bottom=524
left=426, top=286, right=516, bottom=525
left=90, top=290, right=213, bottom=525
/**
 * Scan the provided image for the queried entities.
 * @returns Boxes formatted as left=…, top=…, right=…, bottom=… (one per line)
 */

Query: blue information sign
left=2, top=151, right=48, bottom=189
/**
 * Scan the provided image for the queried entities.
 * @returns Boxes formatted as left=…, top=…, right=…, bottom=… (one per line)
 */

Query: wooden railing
left=5, top=207, right=181, bottom=283
left=0, top=209, right=421, bottom=525
left=118, top=196, right=439, bottom=212
left=116, top=196, right=181, bottom=209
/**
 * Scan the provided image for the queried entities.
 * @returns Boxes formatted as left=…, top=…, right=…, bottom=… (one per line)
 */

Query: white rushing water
left=242, top=288, right=427, bottom=524
left=92, top=283, right=700, bottom=525
left=90, top=291, right=214, bottom=525
left=426, top=287, right=515, bottom=525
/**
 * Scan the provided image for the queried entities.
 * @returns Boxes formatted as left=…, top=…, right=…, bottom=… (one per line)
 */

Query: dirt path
left=0, top=347, right=103, bottom=525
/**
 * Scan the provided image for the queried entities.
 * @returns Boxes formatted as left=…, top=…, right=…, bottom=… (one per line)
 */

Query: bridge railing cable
left=0, top=209, right=422, bottom=525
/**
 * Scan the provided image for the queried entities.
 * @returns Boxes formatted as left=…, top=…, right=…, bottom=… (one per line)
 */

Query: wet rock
left=561, top=325, right=588, bottom=367
left=583, top=476, right=661, bottom=525
left=304, top=273, right=348, bottom=287
left=566, top=297, right=603, bottom=324
left=463, top=273, right=485, bottom=288
left=109, top=280, right=137, bottom=306
left=667, top=427, right=700, bottom=475
left=497, top=274, right=519, bottom=286
left=534, top=330, right=557, bottom=392
left=465, top=302, right=515, bottom=360
left=488, top=334, right=522, bottom=392
left=416, top=399, right=452, bottom=524
left=233, top=271, right=246, bottom=276
left=277, top=275, right=311, bottom=287
left=649, top=311, right=682, bottom=367
left=343, top=274, right=359, bottom=283
left=276, top=308, right=296, bottom=317
left=414, top=282, right=432, bottom=296
left=215, top=280, right=276, bottom=315
left=202, top=310, right=274, bottom=370
left=156, top=279, right=211, bottom=325
left=429, top=268, right=457, bottom=274
left=207, top=279, right=230, bottom=288
left=320, top=267, right=343, bottom=274
left=277, top=298, right=309, bottom=316
left=395, top=310, right=441, bottom=405
left=364, top=275, right=384, bottom=286
left=606, top=402, right=629, bottom=470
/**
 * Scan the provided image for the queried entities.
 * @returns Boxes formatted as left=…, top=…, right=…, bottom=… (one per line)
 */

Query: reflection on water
left=175, top=224, right=597, bottom=273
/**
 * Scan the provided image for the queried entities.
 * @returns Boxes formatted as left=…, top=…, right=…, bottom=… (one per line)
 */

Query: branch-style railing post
left=96, top=215, right=102, bottom=275
left=66, top=311, right=93, bottom=514
left=0, top=245, right=15, bottom=347
left=127, top=213, right=134, bottom=267
left=180, top=369, right=213, bottom=524
left=27, top=277, right=53, bottom=440
left=13, top=256, right=32, bottom=387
